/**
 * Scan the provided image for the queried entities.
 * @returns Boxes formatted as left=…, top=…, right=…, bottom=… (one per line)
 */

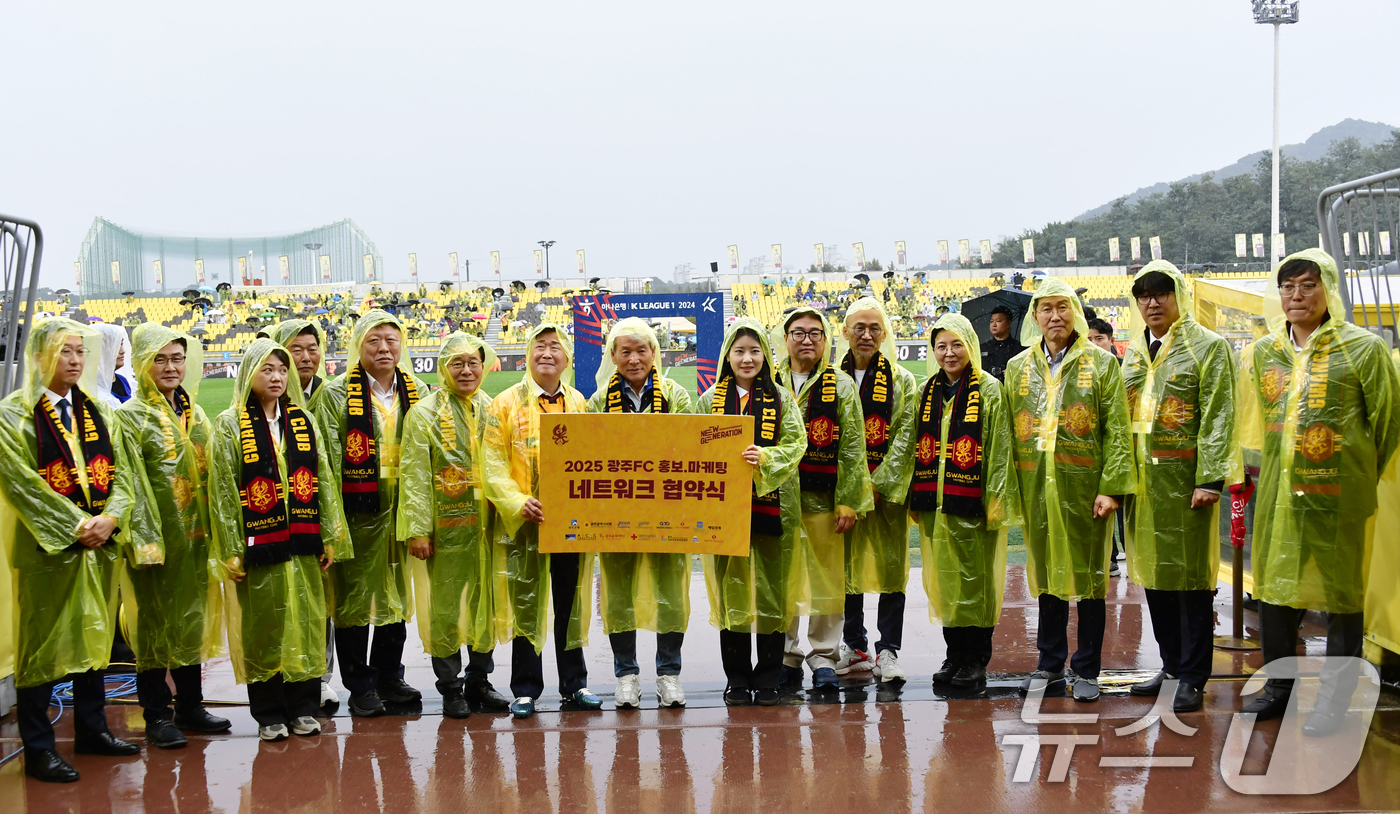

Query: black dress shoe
left=348, top=691, right=387, bottom=717
left=754, top=688, right=780, bottom=706
left=74, top=731, right=141, bottom=756
left=950, top=664, right=987, bottom=688
left=1172, top=682, right=1204, bottom=713
left=442, top=691, right=471, bottom=719
left=1302, top=706, right=1349, bottom=738
left=778, top=665, right=803, bottom=690
left=146, top=719, right=189, bottom=749
left=1129, top=671, right=1175, bottom=697
left=377, top=678, right=422, bottom=704
left=1240, top=691, right=1290, bottom=721
left=173, top=707, right=232, bottom=733
left=931, top=659, right=957, bottom=683
left=464, top=678, right=511, bottom=712
left=24, top=749, right=79, bottom=783
left=723, top=686, right=752, bottom=706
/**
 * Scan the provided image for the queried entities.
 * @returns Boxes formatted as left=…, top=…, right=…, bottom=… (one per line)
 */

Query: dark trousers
left=334, top=621, right=407, bottom=695
left=843, top=592, right=906, bottom=654
left=718, top=629, right=786, bottom=691
left=510, top=552, right=588, bottom=700
left=430, top=648, right=495, bottom=696
left=136, top=663, right=204, bottom=724
left=1260, top=601, right=1365, bottom=698
left=1036, top=594, right=1106, bottom=680
left=247, top=674, right=321, bottom=727
left=17, top=670, right=109, bottom=752
left=1144, top=588, right=1215, bottom=689
left=942, top=626, right=995, bottom=668
left=610, top=631, right=684, bottom=677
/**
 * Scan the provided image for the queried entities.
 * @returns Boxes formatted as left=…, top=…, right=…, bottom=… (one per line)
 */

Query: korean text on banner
left=538, top=413, right=754, bottom=556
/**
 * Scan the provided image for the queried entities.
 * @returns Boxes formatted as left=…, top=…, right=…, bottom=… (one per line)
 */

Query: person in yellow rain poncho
left=483, top=323, right=601, bottom=718
left=1237, top=249, right=1400, bottom=733
left=912, top=314, right=1022, bottom=690
left=273, top=319, right=329, bottom=402
left=274, top=317, right=337, bottom=713
left=835, top=298, right=917, bottom=684
left=1119, top=261, right=1239, bottom=713
left=208, top=339, right=351, bottom=742
left=586, top=318, right=695, bottom=710
left=0, top=317, right=142, bottom=783
left=312, top=309, right=429, bottom=716
left=117, top=324, right=230, bottom=749
left=775, top=307, right=873, bottom=691
left=398, top=333, right=512, bottom=718
left=1006, top=278, right=1135, bottom=702
left=696, top=318, right=806, bottom=706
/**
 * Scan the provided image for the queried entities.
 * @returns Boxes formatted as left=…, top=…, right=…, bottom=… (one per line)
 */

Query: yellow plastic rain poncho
left=585, top=318, right=696, bottom=635
left=916, top=314, right=1023, bottom=627
left=312, top=310, right=429, bottom=629
left=272, top=319, right=328, bottom=400
left=117, top=324, right=223, bottom=672
left=1006, top=279, right=1135, bottom=600
left=483, top=323, right=593, bottom=653
left=399, top=333, right=499, bottom=657
left=774, top=307, right=874, bottom=615
left=1239, top=249, right=1400, bottom=614
left=1121, top=261, right=1241, bottom=592
left=695, top=318, right=807, bottom=633
left=0, top=318, right=137, bottom=688
left=208, top=339, right=352, bottom=683
left=836, top=297, right=919, bottom=595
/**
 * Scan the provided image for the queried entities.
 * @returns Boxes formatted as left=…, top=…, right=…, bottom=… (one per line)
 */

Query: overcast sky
left=7, top=1, right=1397, bottom=287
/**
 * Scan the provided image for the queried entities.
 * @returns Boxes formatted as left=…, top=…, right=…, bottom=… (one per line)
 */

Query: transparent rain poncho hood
left=835, top=297, right=898, bottom=371
left=272, top=318, right=327, bottom=352
left=439, top=331, right=499, bottom=396
left=595, top=317, right=662, bottom=392
left=346, top=309, right=414, bottom=378
left=93, top=323, right=133, bottom=405
left=130, top=323, right=205, bottom=404
left=21, top=317, right=101, bottom=409
left=927, top=313, right=983, bottom=378
left=1020, top=278, right=1091, bottom=347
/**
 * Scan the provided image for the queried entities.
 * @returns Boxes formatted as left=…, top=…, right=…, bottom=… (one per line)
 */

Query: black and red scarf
left=35, top=388, right=116, bottom=517
left=712, top=373, right=783, bottom=537
left=342, top=363, right=420, bottom=514
left=238, top=395, right=323, bottom=568
left=840, top=350, right=894, bottom=473
left=605, top=369, right=667, bottom=414
left=786, top=365, right=840, bottom=493
left=909, top=367, right=984, bottom=517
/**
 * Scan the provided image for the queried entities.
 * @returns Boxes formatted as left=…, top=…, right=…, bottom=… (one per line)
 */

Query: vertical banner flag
left=279, top=255, right=290, bottom=282
left=491, top=251, right=501, bottom=276
left=814, top=243, right=826, bottom=268
left=1235, top=234, right=1247, bottom=258
left=1064, top=237, right=1078, bottom=262
left=450, top=252, right=459, bottom=279
left=534, top=249, right=543, bottom=276
left=577, top=249, right=586, bottom=276
left=957, top=239, right=971, bottom=265
left=895, top=241, right=906, bottom=268
left=1359, top=231, right=1370, bottom=256
left=1130, top=236, right=1142, bottom=262
left=1271, top=233, right=1285, bottom=259
left=979, top=239, right=992, bottom=265
left=1382, top=231, right=1393, bottom=256
left=238, top=256, right=248, bottom=285
left=1252, top=233, right=1265, bottom=258
left=152, top=259, right=163, bottom=287
left=938, top=240, right=950, bottom=266
left=1108, top=237, right=1120, bottom=263
left=320, top=254, right=332, bottom=281
left=771, top=244, right=782, bottom=269
left=1343, top=233, right=1352, bottom=257
left=74, top=261, right=82, bottom=287
left=727, top=245, right=739, bottom=270
left=407, top=253, right=417, bottom=280
left=362, top=254, right=375, bottom=281
left=854, top=242, right=866, bottom=270
left=111, top=260, right=121, bottom=286
left=195, top=258, right=205, bottom=283
left=1149, top=236, right=1163, bottom=260
left=1024, top=238, right=1036, bottom=264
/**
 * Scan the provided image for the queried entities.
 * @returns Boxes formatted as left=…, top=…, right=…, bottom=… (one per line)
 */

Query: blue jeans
left=610, top=630, right=684, bottom=677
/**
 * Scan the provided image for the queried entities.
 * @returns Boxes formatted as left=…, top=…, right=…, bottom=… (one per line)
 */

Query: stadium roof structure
left=75, top=217, right=384, bottom=296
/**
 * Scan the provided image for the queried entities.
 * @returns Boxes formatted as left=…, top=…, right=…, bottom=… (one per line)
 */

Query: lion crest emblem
left=952, top=435, right=979, bottom=470
left=291, top=467, right=316, bottom=504
left=864, top=414, right=888, bottom=446
left=246, top=476, right=278, bottom=514
left=88, top=455, right=114, bottom=493
left=43, top=461, right=75, bottom=496
left=345, top=430, right=372, bottom=464
left=916, top=434, right=937, bottom=466
left=808, top=415, right=836, bottom=447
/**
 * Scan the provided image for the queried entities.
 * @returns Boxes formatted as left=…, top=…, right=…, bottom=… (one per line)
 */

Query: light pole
left=1253, top=1, right=1299, bottom=262
left=538, top=240, right=556, bottom=282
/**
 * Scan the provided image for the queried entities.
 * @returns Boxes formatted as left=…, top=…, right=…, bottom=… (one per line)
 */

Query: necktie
left=1149, top=340, right=1162, bottom=362
left=57, top=398, right=72, bottom=432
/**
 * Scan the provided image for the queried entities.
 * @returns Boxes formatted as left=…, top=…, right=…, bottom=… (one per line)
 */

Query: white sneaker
left=319, top=683, right=339, bottom=712
left=835, top=643, right=875, bottom=675
left=615, top=675, right=642, bottom=709
left=290, top=716, right=321, bottom=736
left=656, top=675, right=687, bottom=708
left=875, top=649, right=906, bottom=683
left=259, top=724, right=290, bottom=742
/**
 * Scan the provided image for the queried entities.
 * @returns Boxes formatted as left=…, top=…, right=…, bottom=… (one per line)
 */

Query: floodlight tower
left=538, top=240, right=556, bottom=282
left=1253, top=1, right=1299, bottom=261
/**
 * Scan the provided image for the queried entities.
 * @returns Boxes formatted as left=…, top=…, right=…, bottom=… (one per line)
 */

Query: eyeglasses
left=1134, top=293, right=1171, bottom=305
left=152, top=355, right=186, bottom=367
left=849, top=325, right=884, bottom=337
left=1279, top=282, right=1321, bottom=296
left=786, top=329, right=826, bottom=342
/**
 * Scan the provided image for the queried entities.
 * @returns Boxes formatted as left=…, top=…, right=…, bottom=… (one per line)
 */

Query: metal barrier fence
left=0, top=214, right=44, bottom=397
left=1317, top=168, right=1400, bottom=341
